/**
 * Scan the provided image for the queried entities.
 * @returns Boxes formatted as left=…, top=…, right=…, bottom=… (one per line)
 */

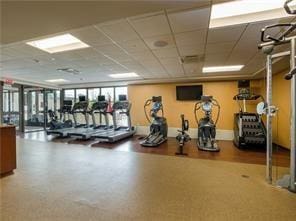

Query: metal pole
left=266, top=55, right=273, bottom=184
left=290, top=38, right=296, bottom=192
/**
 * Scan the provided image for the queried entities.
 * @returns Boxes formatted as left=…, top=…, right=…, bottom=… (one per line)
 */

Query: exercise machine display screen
left=97, top=95, right=105, bottom=101
left=79, top=95, right=86, bottom=102
left=176, top=85, right=203, bottom=101
left=118, top=95, right=127, bottom=101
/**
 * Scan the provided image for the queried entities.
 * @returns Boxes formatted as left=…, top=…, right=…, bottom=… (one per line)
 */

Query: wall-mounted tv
left=176, top=85, right=203, bottom=101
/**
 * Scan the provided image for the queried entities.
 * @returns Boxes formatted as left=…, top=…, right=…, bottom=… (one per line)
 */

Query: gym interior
left=1, top=1, right=296, bottom=220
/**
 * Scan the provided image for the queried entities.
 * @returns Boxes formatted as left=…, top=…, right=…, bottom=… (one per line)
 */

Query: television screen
left=238, top=80, right=250, bottom=88
left=176, top=85, right=203, bottom=101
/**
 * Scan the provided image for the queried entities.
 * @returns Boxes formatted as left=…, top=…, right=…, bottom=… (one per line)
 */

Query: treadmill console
left=92, top=101, right=108, bottom=112
left=113, top=101, right=130, bottom=111
left=118, top=94, right=127, bottom=101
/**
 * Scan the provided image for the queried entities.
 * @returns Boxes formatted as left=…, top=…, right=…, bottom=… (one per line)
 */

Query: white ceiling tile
left=175, top=29, right=207, bottom=47
left=52, top=51, right=84, bottom=61
left=183, top=63, right=203, bottom=75
left=232, top=38, right=259, bottom=54
left=207, top=25, right=247, bottom=43
left=73, top=48, right=101, bottom=59
left=239, top=17, right=294, bottom=44
left=94, top=44, right=124, bottom=55
left=226, top=51, right=256, bottom=65
left=129, top=50, right=156, bottom=62
left=178, top=44, right=205, bottom=56
left=205, top=42, right=236, bottom=54
left=204, top=53, right=229, bottom=66
left=129, top=13, right=171, bottom=38
left=139, top=59, right=166, bottom=74
left=143, top=34, right=175, bottom=50
left=118, top=39, right=149, bottom=53
left=98, top=19, right=139, bottom=42
left=70, top=26, right=113, bottom=46
left=160, top=57, right=181, bottom=65
left=168, top=7, right=211, bottom=33
left=106, top=52, right=134, bottom=62
left=160, top=58, right=184, bottom=75
left=152, top=47, right=179, bottom=59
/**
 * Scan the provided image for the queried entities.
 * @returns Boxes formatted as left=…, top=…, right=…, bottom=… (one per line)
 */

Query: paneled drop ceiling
left=0, top=1, right=295, bottom=87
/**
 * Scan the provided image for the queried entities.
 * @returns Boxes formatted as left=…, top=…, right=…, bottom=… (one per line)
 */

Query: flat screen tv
left=176, top=85, right=203, bottom=101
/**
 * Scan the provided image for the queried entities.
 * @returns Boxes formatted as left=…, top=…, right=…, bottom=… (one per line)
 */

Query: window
left=88, top=88, right=100, bottom=104
left=64, top=89, right=75, bottom=103
left=101, top=87, right=114, bottom=102
left=3, top=91, right=9, bottom=112
left=115, top=87, right=128, bottom=101
left=38, top=92, right=44, bottom=112
left=47, top=92, right=55, bottom=111
left=56, top=91, right=60, bottom=111
left=11, top=92, right=19, bottom=112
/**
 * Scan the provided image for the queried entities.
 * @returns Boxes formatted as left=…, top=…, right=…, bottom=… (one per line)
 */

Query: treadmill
left=46, top=100, right=75, bottom=137
left=67, top=95, right=95, bottom=139
left=67, top=95, right=113, bottom=139
left=91, top=95, right=136, bottom=142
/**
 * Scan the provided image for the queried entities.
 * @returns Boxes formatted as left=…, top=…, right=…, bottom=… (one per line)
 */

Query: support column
left=290, top=38, right=296, bottom=192
left=0, top=81, right=3, bottom=124
left=266, top=55, right=273, bottom=184
left=19, top=85, right=25, bottom=133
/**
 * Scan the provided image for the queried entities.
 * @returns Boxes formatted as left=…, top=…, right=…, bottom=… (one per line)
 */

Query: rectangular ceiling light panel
left=202, top=65, right=244, bottom=73
left=109, top=72, right=139, bottom=78
left=210, top=0, right=296, bottom=28
left=27, top=34, right=89, bottom=53
left=45, top=79, right=69, bottom=83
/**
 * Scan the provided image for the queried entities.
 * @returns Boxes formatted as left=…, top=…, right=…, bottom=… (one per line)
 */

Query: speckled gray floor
left=1, top=138, right=296, bottom=221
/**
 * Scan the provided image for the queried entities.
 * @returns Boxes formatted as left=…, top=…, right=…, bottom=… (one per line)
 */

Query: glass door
left=24, top=88, right=45, bottom=132
left=2, top=85, right=20, bottom=130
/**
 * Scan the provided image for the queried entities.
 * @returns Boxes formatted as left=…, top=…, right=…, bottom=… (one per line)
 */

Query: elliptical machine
left=140, top=96, right=168, bottom=147
left=194, top=95, right=220, bottom=152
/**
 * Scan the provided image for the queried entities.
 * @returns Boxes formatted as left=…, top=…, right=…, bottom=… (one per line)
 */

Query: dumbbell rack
left=233, top=113, right=266, bottom=149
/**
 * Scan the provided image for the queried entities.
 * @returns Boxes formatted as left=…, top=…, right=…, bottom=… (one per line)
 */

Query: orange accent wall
left=128, top=80, right=260, bottom=130
left=260, top=71, right=291, bottom=149
left=128, top=75, right=291, bottom=149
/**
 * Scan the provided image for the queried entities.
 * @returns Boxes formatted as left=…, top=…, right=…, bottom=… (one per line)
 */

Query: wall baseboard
left=135, top=126, right=234, bottom=141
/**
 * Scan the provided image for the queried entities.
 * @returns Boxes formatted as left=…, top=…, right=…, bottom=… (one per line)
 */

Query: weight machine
left=258, top=0, right=296, bottom=192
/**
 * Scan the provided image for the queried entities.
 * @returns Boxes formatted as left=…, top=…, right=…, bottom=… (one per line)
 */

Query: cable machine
left=258, top=0, right=296, bottom=192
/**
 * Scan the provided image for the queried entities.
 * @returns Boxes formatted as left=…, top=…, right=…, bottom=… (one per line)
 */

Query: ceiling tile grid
left=1, top=4, right=294, bottom=85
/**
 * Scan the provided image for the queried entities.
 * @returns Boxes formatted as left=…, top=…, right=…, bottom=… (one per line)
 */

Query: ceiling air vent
left=57, top=68, right=81, bottom=75
left=180, top=54, right=205, bottom=64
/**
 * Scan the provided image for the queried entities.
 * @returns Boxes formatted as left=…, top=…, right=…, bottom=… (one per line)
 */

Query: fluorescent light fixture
left=109, top=72, right=139, bottom=78
left=202, top=65, right=244, bottom=73
left=26, top=34, right=89, bottom=53
left=210, top=0, right=296, bottom=28
left=45, top=79, right=69, bottom=83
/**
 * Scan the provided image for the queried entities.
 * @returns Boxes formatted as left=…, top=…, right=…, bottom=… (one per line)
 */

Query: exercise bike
left=175, top=114, right=191, bottom=156
left=48, top=110, right=73, bottom=130
left=194, top=95, right=220, bottom=152
left=47, top=100, right=73, bottom=130
left=140, top=96, right=168, bottom=147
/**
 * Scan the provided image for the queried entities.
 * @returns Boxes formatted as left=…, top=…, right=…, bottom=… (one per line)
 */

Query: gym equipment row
left=47, top=94, right=135, bottom=142
left=140, top=95, right=220, bottom=152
